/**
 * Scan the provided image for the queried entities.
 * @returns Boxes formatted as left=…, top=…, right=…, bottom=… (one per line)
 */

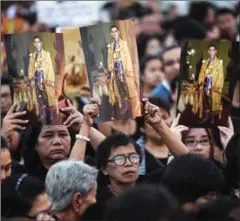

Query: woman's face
left=143, top=59, right=165, bottom=89
left=103, top=144, right=140, bottom=185
left=183, top=128, right=211, bottom=159
left=145, top=38, right=161, bottom=56
left=28, top=192, right=51, bottom=217
left=36, top=125, right=71, bottom=167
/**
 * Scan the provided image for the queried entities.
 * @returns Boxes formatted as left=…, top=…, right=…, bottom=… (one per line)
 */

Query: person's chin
left=51, top=153, right=67, bottom=161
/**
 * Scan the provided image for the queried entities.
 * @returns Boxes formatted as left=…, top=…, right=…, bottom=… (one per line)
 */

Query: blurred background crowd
left=1, top=1, right=240, bottom=221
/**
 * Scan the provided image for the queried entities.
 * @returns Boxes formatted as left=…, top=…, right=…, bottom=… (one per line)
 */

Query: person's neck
left=114, top=37, right=119, bottom=42
left=145, top=138, right=169, bottom=156
left=109, top=179, right=135, bottom=196
left=210, top=56, right=215, bottom=60
left=55, top=209, right=78, bottom=221
left=143, top=84, right=154, bottom=98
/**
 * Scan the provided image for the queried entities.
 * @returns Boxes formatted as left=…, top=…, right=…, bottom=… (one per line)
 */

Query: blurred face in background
left=1, top=148, right=12, bottom=183
left=110, top=27, right=120, bottom=40
left=1, top=84, right=12, bottom=116
left=142, top=58, right=165, bottom=90
left=162, top=47, right=181, bottom=82
left=182, top=128, right=212, bottom=159
left=145, top=38, right=162, bottom=56
left=217, top=13, right=236, bottom=35
left=206, top=25, right=220, bottom=40
left=205, top=7, right=216, bottom=24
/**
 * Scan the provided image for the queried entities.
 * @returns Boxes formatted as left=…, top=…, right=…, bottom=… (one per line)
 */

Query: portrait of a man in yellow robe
left=198, top=44, right=224, bottom=121
left=28, top=36, right=56, bottom=116
left=107, top=25, right=139, bottom=119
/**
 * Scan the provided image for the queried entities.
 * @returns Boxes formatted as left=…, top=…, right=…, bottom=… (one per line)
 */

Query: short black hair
left=104, top=184, right=183, bottom=221
left=33, top=35, right=42, bottom=42
left=173, top=17, right=206, bottom=43
left=1, top=136, right=9, bottom=149
left=110, top=25, right=119, bottom=32
left=189, top=1, right=216, bottom=23
left=216, top=8, right=236, bottom=17
left=140, top=55, right=163, bottom=75
left=208, top=44, right=217, bottom=50
left=1, top=174, right=45, bottom=218
left=96, top=132, right=140, bottom=170
left=162, top=154, right=225, bottom=204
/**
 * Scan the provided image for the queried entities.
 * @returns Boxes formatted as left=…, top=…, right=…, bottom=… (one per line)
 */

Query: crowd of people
left=1, top=1, right=240, bottom=221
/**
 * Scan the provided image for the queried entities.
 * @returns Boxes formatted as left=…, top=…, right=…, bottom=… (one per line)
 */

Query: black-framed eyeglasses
left=184, top=139, right=210, bottom=147
left=107, top=153, right=140, bottom=166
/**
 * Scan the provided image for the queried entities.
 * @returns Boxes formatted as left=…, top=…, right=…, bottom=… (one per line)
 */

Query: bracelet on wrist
left=75, top=134, right=90, bottom=142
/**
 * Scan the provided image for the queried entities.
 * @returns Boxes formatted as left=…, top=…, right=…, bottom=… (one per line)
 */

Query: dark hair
left=22, top=121, right=43, bottom=176
left=208, top=44, right=217, bottom=50
left=182, top=128, right=214, bottom=159
left=140, top=55, right=163, bottom=75
left=137, top=33, right=165, bottom=59
left=96, top=132, right=140, bottom=170
left=104, top=184, right=183, bottom=221
left=33, top=36, right=42, bottom=42
left=1, top=136, right=9, bottom=149
left=1, top=76, right=14, bottom=101
left=162, top=154, right=225, bottom=204
left=216, top=8, right=236, bottom=17
left=1, top=174, right=45, bottom=218
left=160, top=45, right=180, bottom=58
left=173, top=17, right=206, bottom=43
left=224, top=132, right=240, bottom=190
left=189, top=1, right=216, bottom=23
left=110, top=25, right=119, bottom=32
left=195, top=196, right=240, bottom=221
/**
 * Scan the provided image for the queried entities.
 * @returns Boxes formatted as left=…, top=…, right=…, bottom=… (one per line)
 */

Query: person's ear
left=101, top=167, right=108, bottom=176
left=72, top=192, right=83, bottom=214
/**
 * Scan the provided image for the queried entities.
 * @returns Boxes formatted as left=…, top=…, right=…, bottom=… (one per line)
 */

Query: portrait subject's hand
left=1, top=103, right=28, bottom=145
left=170, top=113, right=189, bottom=140
left=61, top=99, right=83, bottom=132
left=218, top=117, right=234, bottom=149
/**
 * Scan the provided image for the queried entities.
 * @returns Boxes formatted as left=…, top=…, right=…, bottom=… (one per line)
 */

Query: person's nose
left=125, top=157, right=133, bottom=166
left=52, top=135, right=62, bottom=145
left=195, top=142, right=203, bottom=150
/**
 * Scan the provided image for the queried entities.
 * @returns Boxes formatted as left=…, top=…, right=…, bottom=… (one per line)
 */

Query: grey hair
left=45, top=160, right=98, bottom=212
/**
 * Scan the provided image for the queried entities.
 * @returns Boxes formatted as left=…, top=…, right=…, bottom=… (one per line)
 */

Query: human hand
left=170, top=113, right=189, bottom=140
left=1, top=103, right=28, bottom=145
left=83, top=98, right=100, bottom=126
left=218, top=117, right=234, bottom=149
left=142, top=98, right=162, bottom=128
left=61, top=99, right=83, bottom=132
left=36, top=212, right=55, bottom=221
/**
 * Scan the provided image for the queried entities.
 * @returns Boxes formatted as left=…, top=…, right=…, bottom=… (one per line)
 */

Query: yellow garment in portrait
left=28, top=49, right=56, bottom=112
left=198, top=57, right=224, bottom=116
left=107, top=38, right=138, bottom=106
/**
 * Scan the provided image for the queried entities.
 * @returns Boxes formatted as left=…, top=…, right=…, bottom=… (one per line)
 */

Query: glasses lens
left=185, top=140, right=196, bottom=147
left=114, top=156, right=125, bottom=166
left=129, top=154, right=140, bottom=164
left=200, top=139, right=210, bottom=146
